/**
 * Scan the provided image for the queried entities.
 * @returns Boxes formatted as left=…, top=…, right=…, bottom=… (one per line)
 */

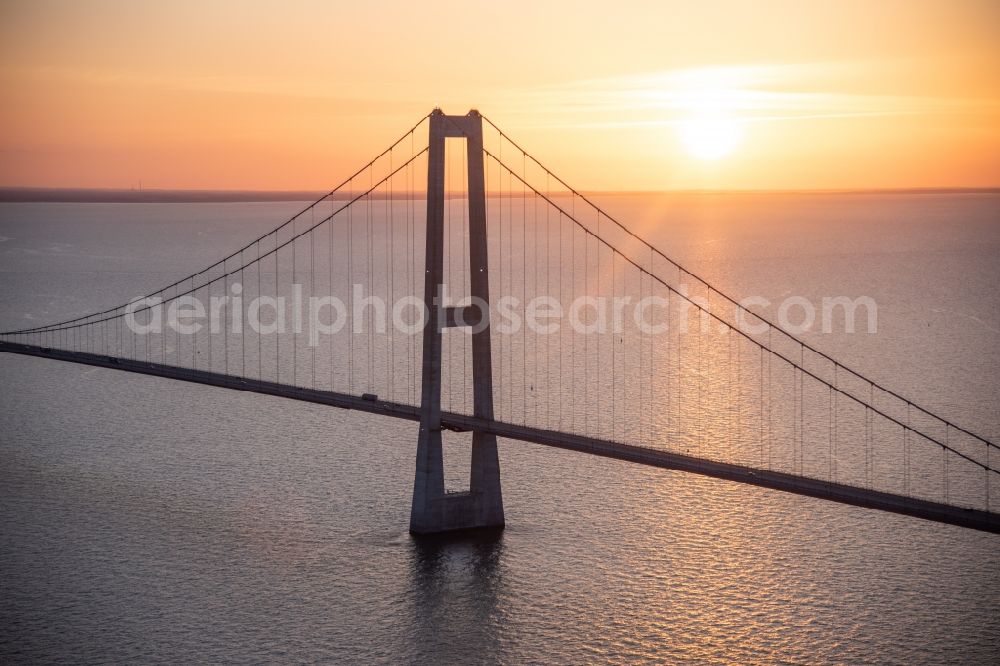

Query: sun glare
left=677, top=112, right=742, bottom=161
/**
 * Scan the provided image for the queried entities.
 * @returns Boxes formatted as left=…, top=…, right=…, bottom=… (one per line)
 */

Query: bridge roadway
left=3, top=340, right=998, bottom=534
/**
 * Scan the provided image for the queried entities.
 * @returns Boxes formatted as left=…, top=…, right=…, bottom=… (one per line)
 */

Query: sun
left=677, top=112, right=742, bottom=161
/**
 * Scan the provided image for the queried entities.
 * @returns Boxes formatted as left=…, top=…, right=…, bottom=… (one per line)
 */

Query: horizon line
left=1, top=185, right=998, bottom=204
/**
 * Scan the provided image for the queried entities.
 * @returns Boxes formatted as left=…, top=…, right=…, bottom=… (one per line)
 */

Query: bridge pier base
left=410, top=430, right=504, bottom=534
left=410, top=109, right=505, bottom=535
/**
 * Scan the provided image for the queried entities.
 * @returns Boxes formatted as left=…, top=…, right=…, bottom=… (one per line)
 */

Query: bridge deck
left=2, top=340, right=998, bottom=535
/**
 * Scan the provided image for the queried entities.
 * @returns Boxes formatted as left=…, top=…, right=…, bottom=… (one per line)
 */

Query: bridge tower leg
left=410, top=109, right=505, bottom=535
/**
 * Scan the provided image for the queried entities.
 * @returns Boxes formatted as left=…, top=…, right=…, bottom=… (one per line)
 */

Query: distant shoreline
left=0, top=188, right=331, bottom=204
left=1, top=186, right=998, bottom=204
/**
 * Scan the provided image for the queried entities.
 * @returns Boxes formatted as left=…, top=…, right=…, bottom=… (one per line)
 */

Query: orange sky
left=1, top=0, right=998, bottom=191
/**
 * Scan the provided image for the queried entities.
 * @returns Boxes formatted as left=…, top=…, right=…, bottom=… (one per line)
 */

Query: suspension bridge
left=1, top=109, right=997, bottom=534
